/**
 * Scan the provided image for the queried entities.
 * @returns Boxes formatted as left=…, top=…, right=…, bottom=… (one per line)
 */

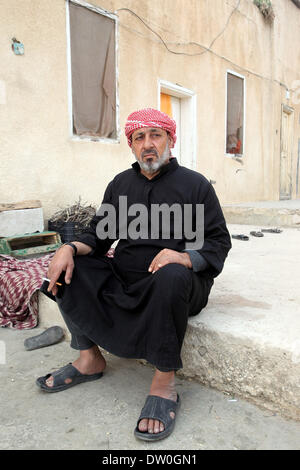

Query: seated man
left=37, top=108, right=231, bottom=442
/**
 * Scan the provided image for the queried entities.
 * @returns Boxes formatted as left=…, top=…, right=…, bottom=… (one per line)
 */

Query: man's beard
left=133, top=143, right=170, bottom=174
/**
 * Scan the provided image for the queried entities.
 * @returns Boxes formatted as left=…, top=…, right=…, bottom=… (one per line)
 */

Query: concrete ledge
left=222, top=200, right=300, bottom=227
left=181, top=320, right=300, bottom=421
left=181, top=224, right=300, bottom=421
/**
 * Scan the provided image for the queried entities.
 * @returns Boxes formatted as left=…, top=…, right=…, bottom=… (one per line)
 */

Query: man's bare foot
left=138, top=369, right=177, bottom=435
left=45, top=345, right=106, bottom=388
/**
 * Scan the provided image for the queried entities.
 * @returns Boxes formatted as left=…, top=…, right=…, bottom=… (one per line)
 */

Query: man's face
left=131, top=127, right=174, bottom=175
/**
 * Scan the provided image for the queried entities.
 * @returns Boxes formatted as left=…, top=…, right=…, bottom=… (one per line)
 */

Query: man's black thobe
left=53, top=158, right=231, bottom=371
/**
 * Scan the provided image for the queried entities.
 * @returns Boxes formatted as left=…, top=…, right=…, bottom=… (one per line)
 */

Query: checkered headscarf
left=125, top=108, right=177, bottom=148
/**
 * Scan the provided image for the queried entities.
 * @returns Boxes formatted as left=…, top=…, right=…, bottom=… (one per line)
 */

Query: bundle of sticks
left=49, top=198, right=96, bottom=227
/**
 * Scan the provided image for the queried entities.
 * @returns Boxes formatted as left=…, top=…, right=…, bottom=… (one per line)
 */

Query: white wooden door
left=160, top=84, right=196, bottom=170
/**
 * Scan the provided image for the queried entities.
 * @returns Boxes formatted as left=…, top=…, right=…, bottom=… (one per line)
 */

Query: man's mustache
left=141, top=149, right=159, bottom=158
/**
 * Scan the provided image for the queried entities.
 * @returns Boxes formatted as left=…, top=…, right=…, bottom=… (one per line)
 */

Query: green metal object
left=0, top=231, right=62, bottom=258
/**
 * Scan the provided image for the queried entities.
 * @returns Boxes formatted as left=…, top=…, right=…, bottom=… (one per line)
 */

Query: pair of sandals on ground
left=36, top=361, right=180, bottom=442
left=27, top=326, right=180, bottom=441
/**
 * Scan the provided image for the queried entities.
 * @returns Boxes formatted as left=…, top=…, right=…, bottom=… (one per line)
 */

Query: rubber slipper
left=261, top=228, right=282, bottom=233
left=24, top=326, right=64, bottom=351
left=36, top=363, right=103, bottom=393
left=250, top=231, right=264, bottom=237
left=134, top=394, right=180, bottom=442
left=231, top=234, right=249, bottom=241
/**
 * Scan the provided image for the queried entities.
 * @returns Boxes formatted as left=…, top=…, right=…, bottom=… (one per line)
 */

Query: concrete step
left=222, top=200, right=300, bottom=227
left=38, top=223, right=300, bottom=421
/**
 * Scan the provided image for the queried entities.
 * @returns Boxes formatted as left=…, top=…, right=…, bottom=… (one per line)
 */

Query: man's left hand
left=148, top=248, right=192, bottom=273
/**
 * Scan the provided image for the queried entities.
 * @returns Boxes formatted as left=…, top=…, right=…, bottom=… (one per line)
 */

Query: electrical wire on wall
left=115, top=1, right=291, bottom=93
left=67, top=0, right=291, bottom=93
left=116, top=1, right=241, bottom=57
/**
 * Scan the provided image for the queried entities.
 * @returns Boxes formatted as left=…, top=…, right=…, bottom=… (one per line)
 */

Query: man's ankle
left=153, top=369, right=175, bottom=382
left=150, top=369, right=176, bottom=398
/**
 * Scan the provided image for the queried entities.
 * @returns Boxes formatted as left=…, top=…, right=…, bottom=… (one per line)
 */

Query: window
left=66, top=0, right=118, bottom=141
left=226, top=71, right=245, bottom=156
left=158, top=80, right=196, bottom=169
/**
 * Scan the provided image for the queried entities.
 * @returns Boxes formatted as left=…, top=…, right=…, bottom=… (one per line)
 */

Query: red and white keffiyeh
left=125, top=108, right=177, bottom=147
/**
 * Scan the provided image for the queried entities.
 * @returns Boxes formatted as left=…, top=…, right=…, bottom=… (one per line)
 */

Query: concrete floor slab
left=0, top=327, right=299, bottom=450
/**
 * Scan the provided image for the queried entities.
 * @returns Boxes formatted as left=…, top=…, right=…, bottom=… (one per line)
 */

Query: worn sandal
left=231, top=234, right=249, bottom=241
left=261, top=228, right=283, bottom=233
left=36, top=363, right=103, bottom=393
left=250, top=231, right=264, bottom=237
left=24, top=326, right=64, bottom=351
left=134, top=394, right=181, bottom=442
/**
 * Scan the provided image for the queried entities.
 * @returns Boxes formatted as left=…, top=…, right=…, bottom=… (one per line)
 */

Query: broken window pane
left=226, top=72, right=244, bottom=155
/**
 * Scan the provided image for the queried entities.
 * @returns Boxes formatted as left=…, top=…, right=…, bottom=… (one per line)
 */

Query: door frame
left=279, top=104, right=294, bottom=200
left=158, top=79, right=197, bottom=170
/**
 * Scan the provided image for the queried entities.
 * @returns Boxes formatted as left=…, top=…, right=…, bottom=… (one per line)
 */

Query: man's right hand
left=46, top=241, right=92, bottom=295
left=47, top=245, right=75, bottom=296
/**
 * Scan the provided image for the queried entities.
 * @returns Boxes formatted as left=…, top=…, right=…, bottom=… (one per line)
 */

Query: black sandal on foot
left=134, top=394, right=181, bottom=442
left=36, top=363, right=103, bottom=393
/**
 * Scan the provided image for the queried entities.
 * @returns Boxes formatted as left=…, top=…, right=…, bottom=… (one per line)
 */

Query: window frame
left=66, top=0, right=120, bottom=143
left=225, top=69, right=246, bottom=158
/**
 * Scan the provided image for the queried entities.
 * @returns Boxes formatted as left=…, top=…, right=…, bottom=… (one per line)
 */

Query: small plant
left=291, top=0, right=300, bottom=9
left=253, top=0, right=275, bottom=22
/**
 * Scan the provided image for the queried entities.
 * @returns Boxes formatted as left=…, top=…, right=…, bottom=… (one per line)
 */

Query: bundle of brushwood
left=48, top=198, right=96, bottom=243
left=253, top=0, right=275, bottom=22
left=291, top=0, right=300, bottom=9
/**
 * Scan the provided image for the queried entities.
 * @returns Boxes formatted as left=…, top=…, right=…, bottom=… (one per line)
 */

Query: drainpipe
left=297, top=139, right=300, bottom=197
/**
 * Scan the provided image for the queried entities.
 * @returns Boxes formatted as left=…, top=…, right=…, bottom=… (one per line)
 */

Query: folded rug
left=0, top=248, right=115, bottom=330
left=0, top=253, right=54, bottom=329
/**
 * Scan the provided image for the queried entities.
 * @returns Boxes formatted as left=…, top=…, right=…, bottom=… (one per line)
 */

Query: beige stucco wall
left=0, top=0, right=300, bottom=223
